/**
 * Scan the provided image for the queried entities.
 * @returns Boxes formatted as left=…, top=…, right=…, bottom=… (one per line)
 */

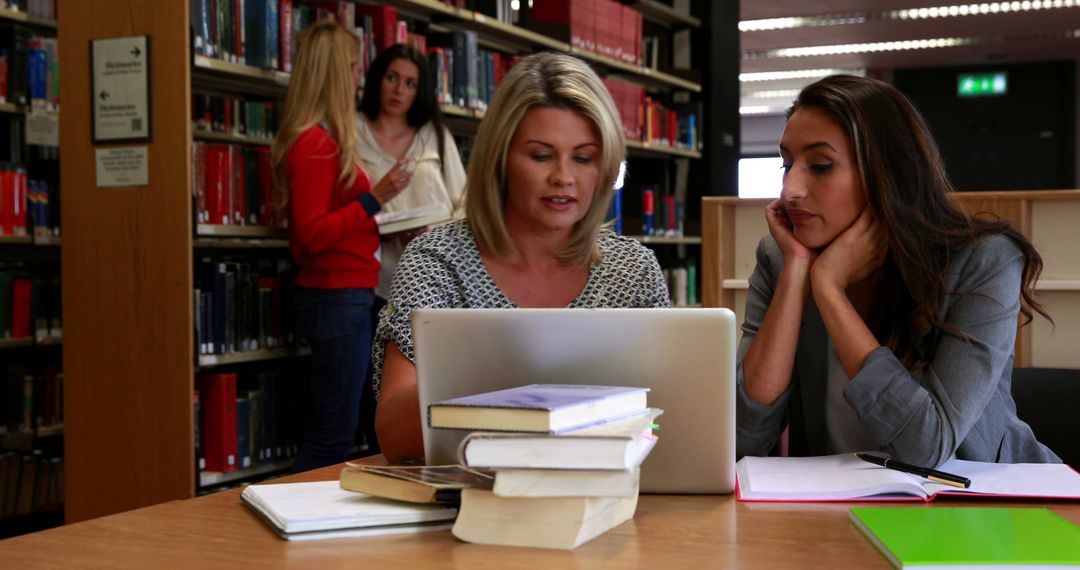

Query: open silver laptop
left=412, top=308, right=737, bottom=494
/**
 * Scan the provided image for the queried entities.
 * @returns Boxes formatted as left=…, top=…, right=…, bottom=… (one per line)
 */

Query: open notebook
left=241, top=480, right=457, bottom=541
left=736, top=453, right=1080, bottom=502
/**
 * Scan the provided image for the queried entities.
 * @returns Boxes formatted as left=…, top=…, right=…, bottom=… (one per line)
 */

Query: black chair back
left=1011, top=367, right=1080, bottom=468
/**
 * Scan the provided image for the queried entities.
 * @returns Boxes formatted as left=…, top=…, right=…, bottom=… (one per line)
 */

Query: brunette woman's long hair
left=358, top=43, right=449, bottom=175
left=790, top=75, right=1049, bottom=370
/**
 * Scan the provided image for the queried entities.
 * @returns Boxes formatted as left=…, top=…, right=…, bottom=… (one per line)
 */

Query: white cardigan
left=355, top=114, right=466, bottom=219
left=355, top=114, right=467, bottom=296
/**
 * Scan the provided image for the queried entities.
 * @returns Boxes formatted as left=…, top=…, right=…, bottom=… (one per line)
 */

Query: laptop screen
left=412, top=308, right=737, bottom=494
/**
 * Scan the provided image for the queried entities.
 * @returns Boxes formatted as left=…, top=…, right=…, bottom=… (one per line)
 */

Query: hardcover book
left=459, top=408, right=661, bottom=471
left=736, top=453, right=1080, bottom=502
left=429, top=384, right=649, bottom=433
left=849, top=507, right=1080, bottom=568
left=339, top=464, right=493, bottom=504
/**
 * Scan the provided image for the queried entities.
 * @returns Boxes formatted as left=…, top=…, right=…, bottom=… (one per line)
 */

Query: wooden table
left=1, top=461, right=1078, bottom=569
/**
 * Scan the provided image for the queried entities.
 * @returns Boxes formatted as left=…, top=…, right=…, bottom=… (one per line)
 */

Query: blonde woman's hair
left=271, top=20, right=362, bottom=210
left=465, top=52, right=625, bottom=266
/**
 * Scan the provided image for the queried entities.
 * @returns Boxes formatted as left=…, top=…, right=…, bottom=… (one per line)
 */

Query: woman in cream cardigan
left=356, top=43, right=466, bottom=299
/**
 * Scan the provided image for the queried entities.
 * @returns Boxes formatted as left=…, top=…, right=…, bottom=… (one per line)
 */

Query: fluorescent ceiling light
left=740, top=0, right=1078, bottom=31
left=744, top=30, right=1079, bottom=59
left=744, top=89, right=803, bottom=100
left=739, top=105, right=773, bottom=115
left=739, top=68, right=865, bottom=82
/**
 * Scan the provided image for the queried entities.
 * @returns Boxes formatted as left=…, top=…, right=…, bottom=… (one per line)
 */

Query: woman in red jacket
left=270, top=20, right=408, bottom=471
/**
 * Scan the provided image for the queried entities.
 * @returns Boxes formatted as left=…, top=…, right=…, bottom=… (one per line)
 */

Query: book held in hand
left=736, top=453, right=1080, bottom=502
left=240, top=481, right=457, bottom=541
left=459, top=408, right=662, bottom=470
left=374, top=203, right=451, bottom=235
left=850, top=507, right=1080, bottom=568
left=339, top=464, right=493, bottom=504
left=429, top=384, right=650, bottom=433
left=451, top=486, right=639, bottom=550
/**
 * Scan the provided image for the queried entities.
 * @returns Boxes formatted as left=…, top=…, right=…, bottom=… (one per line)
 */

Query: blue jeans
left=292, top=286, right=374, bottom=472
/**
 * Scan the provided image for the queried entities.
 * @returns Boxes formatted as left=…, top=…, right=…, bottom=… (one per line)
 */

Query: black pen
left=855, top=452, right=971, bottom=489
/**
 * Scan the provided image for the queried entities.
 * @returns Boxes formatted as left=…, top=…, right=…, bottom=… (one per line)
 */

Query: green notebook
left=850, top=507, right=1080, bottom=569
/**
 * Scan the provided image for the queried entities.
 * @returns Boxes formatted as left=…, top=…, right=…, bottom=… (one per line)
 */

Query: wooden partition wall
left=702, top=190, right=1080, bottom=368
left=60, top=2, right=193, bottom=522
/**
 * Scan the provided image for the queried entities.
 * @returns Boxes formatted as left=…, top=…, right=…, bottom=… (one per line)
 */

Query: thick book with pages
left=240, top=481, right=457, bottom=541
left=451, top=487, right=639, bottom=550
left=736, top=453, right=1080, bottom=502
left=429, top=383, right=650, bottom=433
left=849, top=507, right=1080, bottom=568
left=458, top=408, right=662, bottom=470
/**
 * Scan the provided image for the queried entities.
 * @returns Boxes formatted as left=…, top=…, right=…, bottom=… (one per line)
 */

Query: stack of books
left=430, top=384, right=661, bottom=550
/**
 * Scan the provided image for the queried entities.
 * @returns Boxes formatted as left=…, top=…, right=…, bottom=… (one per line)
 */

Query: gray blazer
left=736, top=234, right=1061, bottom=466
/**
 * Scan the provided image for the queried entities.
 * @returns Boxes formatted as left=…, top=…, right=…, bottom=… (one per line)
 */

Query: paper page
left=925, top=459, right=1080, bottom=498
left=738, top=454, right=927, bottom=500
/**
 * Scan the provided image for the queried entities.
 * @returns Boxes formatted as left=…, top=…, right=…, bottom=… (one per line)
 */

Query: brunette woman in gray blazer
left=736, top=75, right=1060, bottom=467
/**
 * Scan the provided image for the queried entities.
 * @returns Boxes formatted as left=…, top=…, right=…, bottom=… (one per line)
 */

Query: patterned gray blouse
left=371, top=219, right=671, bottom=398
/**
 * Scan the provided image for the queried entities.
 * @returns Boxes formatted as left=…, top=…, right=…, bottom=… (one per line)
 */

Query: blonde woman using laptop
left=371, top=52, right=670, bottom=462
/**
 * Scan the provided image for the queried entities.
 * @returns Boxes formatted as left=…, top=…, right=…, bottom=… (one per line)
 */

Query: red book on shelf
left=204, top=144, right=227, bottom=225
left=232, top=146, right=246, bottom=225
left=256, top=147, right=275, bottom=227
left=11, top=278, right=32, bottom=338
left=198, top=372, right=238, bottom=473
left=0, top=167, right=11, bottom=235
left=354, top=4, right=398, bottom=52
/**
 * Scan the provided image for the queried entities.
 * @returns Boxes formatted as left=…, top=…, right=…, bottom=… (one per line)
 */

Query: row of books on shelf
left=603, top=79, right=700, bottom=150
left=663, top=261, right=698, bottom=307
left=533, top=0, right=644, bottom=67
left=242, top=384, right=657, bottom=547
left=192, top=142, right=286, bottom=229
left=0, top=272, right=60, bottom=340
left=191, top=0, right=392, bottom=82
left=1, top=363, right=61, bottom=437
left=0, top=450, right=61, bottom=520
left=196, top=370, right=301, bottom=475
left=192, top=93, right=280, bottom=142
left=1, top=173, right=58, bottom=238
left=195, top=258, right=293, bottom=357
left=607, top=185, right=687, bottom=238
left=425, top=30, right=514, bottom=112
left=0, top=23, right=57, bottom=110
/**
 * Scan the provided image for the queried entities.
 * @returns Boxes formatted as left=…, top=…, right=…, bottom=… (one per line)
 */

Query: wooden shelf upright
left=60, top=1, right=194, bottom=523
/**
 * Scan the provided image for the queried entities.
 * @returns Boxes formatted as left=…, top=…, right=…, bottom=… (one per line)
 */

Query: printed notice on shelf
left=91, top=35, right=150, bottom=142
left=25, top=111, right=59, bottom=147
left=96, top=147, right=148, bottom=187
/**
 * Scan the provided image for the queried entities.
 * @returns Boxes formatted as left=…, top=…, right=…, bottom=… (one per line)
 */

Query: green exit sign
left=958, top=72, right=1007, bottom=97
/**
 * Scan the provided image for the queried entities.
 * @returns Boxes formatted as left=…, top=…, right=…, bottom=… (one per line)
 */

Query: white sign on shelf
left=91, top=35, right=151, bottom=142
left=96, top=147, right=148, bottom=188
left=25, top=111, right=59, bottom=147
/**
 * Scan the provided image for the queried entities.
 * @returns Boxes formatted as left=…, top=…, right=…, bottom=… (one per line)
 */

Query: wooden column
left=60, top=0, right=193, bottom=522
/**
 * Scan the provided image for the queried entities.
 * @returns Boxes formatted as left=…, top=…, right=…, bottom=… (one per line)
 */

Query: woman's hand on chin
left=766, top=199, right=817, bottom=265
left=811, top=207, right=887, bottom=292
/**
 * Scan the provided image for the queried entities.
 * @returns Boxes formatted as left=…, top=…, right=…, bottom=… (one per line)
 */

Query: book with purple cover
left=428, top=384, right=649, bottom=433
